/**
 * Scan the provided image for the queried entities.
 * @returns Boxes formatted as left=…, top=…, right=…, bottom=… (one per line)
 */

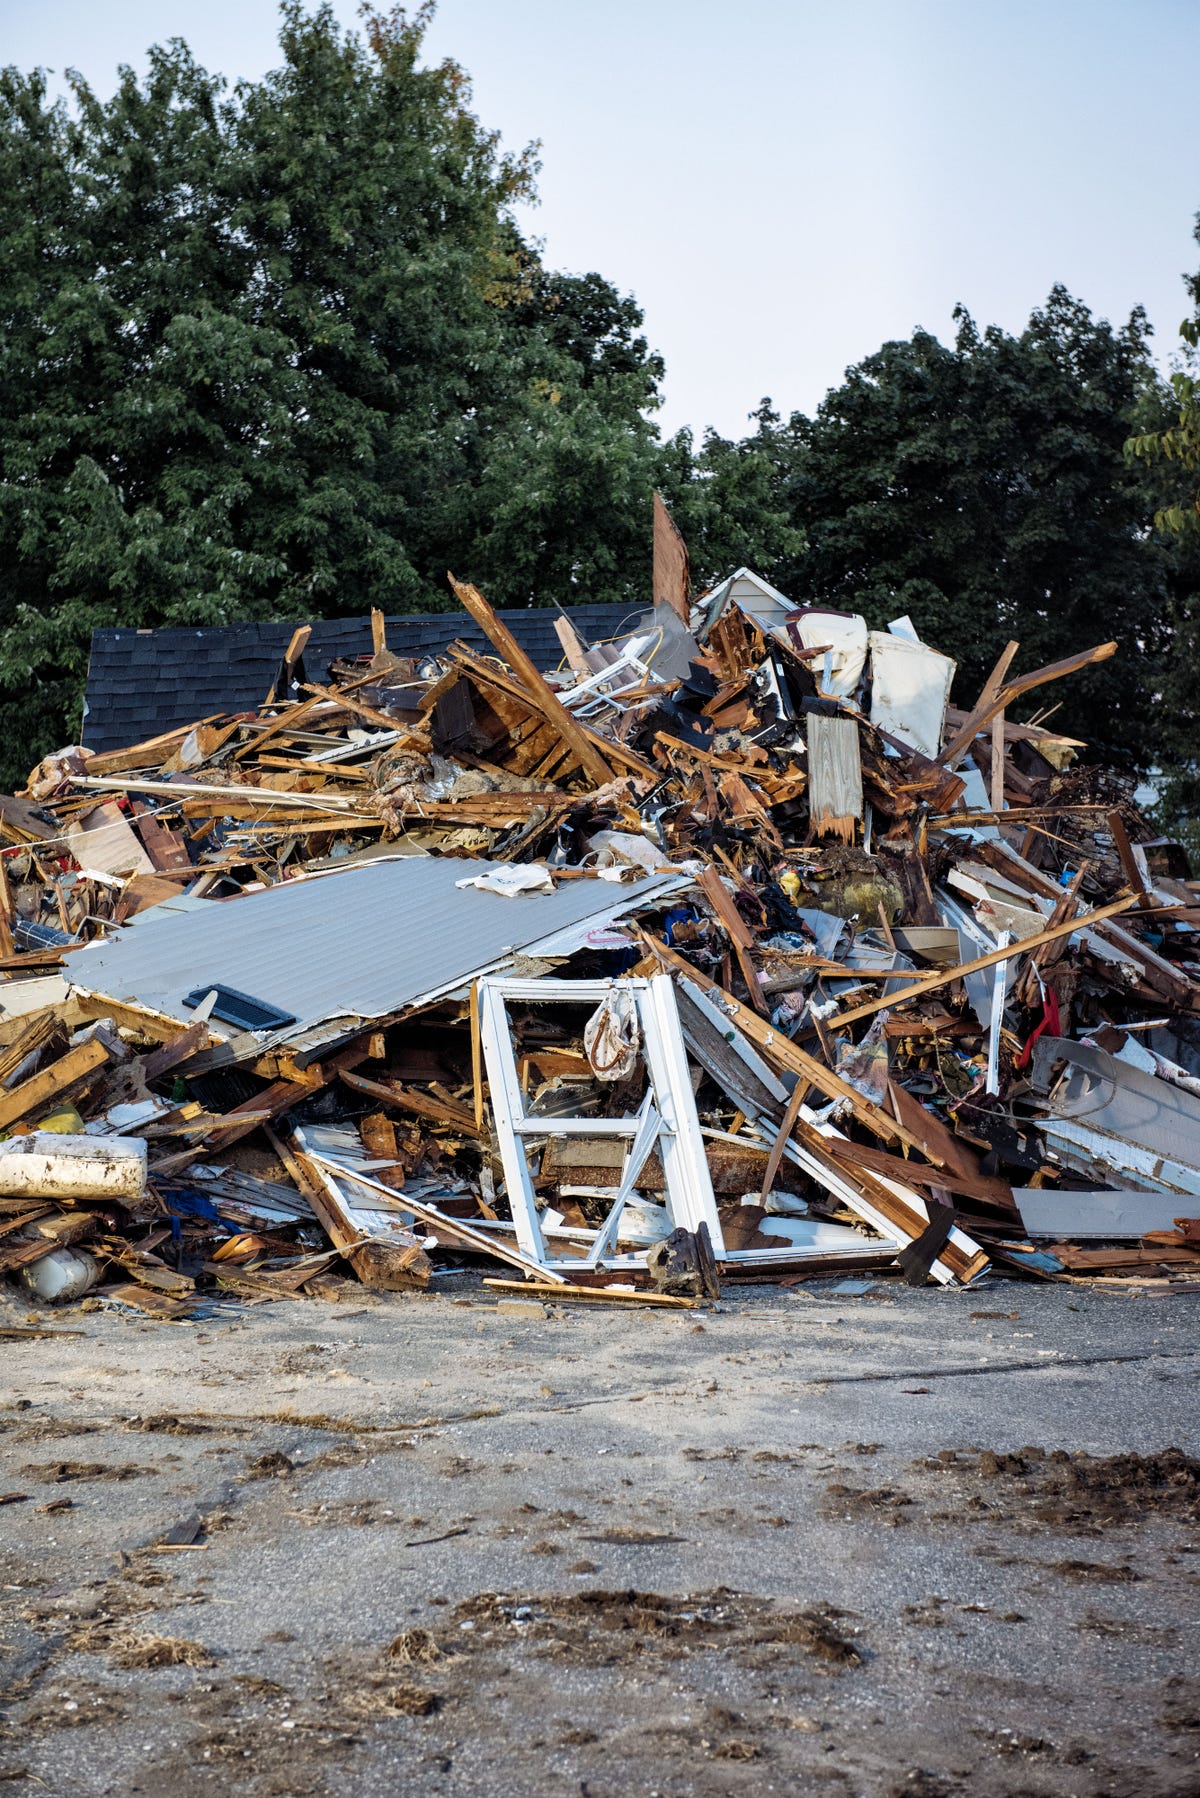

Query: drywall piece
left=0, top=976, right=72, bottom=1020
left=868, top=632, right=955, bottom=759
left=887, top=615, right=922, bottom=644
left=1014, top=1188, right=1200, bottom=1240
left=793, top=611, right=869, bottom=698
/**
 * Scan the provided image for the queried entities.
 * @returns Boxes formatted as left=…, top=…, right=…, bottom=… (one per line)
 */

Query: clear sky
left=4, top=0, right=1199, bottom=441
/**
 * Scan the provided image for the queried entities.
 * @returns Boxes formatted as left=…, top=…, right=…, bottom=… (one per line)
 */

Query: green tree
left=1126, top=210, right=1200, bottom=535
left=748, top=288, right=1169, bottom=763
left=661, top=400, right=807, bottom=592
left=0, top=4, right=667, bottom=786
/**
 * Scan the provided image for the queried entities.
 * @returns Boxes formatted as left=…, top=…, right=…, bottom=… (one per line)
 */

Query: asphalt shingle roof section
left=81, top=604, right=643, bottom=754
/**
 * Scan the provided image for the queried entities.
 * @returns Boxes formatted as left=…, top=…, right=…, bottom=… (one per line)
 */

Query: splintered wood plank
left=233, top=696, right=324, bottom=763
left=73, top=993, right=210, bottom=1044
left=827, top=893, right=1138, bottom=1032
left=340, top=1068, right=480, bottom=1135
left=758, top=1079, right=810, bottom=1203
left=652, top=491, right=690, bottom=621
left=695, top=865, right=768, bottom=1015
left=990, top=709, right=1006, bottom=813
left=131, top=804, right=193, bottom=873
left=0, top=1037, right=112, bottom=1130
left=269, top=1131, right=428, bottom=1291
left=0, top=1009, right=62, bottom=1084
left=1108, top=808, right=1154, bottom=911
left=483, top=1277, right=697, bottom=1309
left=0, top=856, right=14, bottom=959
left=83, top=718, right=226, bottom=778
left=942, top=640, right=1116, bottom=769
left=818, top=1131, right=1016, bottom=1211
left=807, top=713, right=863, bottom=842
left=300, top=1149, right=565, bottom=1284
left=554, top=615, right=592, bottom=677
left=448, top=644, right=657, bottom=780
left=791, top=1115, right=990, bottom=1285
left=447, top=576, right=615, bottom=786
left=142, top=1022, right=212, bottom=1083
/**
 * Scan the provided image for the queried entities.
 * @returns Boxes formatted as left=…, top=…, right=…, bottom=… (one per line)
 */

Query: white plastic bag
left=454, top=864, right=554, bottom=898
left=584, top=985, right=641, bottom=1081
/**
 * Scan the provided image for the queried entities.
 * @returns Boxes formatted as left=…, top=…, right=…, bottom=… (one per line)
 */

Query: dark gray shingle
left=82, top=605, right=644, bottom=754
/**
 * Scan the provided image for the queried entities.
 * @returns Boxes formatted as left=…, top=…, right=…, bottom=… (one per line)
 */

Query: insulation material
left=794, top=611, right=869, bottom=698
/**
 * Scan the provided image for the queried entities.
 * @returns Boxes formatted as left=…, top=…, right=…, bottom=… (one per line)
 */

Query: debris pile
left=3, top=565, right=1200, bottom=1316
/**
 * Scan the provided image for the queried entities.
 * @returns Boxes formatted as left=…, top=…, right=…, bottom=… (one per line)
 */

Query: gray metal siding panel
left=69, top=858, right=678, bottom=1038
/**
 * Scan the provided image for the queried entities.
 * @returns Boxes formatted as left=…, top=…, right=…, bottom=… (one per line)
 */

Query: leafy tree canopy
left=728, top=288, right=1173, bottom=765
left=1126, top=210, right=1200, bottom=536
left=0, top=2, right=666, bottom=780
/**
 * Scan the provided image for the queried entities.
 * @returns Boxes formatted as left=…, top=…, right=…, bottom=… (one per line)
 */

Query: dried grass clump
left=386, top=1627, right=442, bottom=1664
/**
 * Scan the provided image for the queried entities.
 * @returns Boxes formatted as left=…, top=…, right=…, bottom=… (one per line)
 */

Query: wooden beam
left=0, top=1037, right=112, bottom=1131
left=83, top=717, right=230, bottom=779
left=757, top=1078, right=810, bottom=1203
left=1108, top=809, right=1154, bottom=911
left=790, top=1114, right=990, bottom=1285
left=0, top=856, right=14, bottom=960
left=640, top=932, right=933, bottom=1158
left=234, top=695, right=324, bottom=763
left=816, top=1132, right=1016, bottom=1210
left=301, top=1149, right=566, bottom=1284
left=270, top=1128, right=429, bottom=1291
left=142, top=1021, right=212, bottom=1083
left=446, top=643, right=657, bottom=780
left=73, top=992, right=207, bottom=1045
left=553, top=615, right=592, bottom=677
left=695, top=865, right=769, bottom=1015
left=339, top=1068, right=480, bottom=1135
left=484, top=1277, right=696, bottom=1309
left=826, top=892, right=1138, bottom=1033
left=947, top=639, right=1019, bottom=774
left=0, top=1009, right=62, bottom=1085
left=990, top=709, right=1006, bottom=814
left=371, top=608, right=388, bottom=658
left=448, top=576, right=615, bottom=786
left=942, top=640, right=1116, bottom=769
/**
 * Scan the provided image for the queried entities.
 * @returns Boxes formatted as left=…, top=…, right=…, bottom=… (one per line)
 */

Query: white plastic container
left=21, top=1247, right=101, bottom=1303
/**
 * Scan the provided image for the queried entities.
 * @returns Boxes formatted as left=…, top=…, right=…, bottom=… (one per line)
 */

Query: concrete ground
left=1, top=1273, right=1199, bottom=1797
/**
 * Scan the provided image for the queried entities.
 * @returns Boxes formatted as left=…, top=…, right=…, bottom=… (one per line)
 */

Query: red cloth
left=1015, top=985, right=1061, bottom=1070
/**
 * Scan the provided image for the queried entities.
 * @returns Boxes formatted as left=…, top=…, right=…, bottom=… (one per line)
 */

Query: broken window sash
left=478, top=974, right=723, bottom=1271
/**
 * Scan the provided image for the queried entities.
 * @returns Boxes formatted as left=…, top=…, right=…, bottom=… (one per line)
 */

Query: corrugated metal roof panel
left=69, top=858, right=683, bottom=1045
